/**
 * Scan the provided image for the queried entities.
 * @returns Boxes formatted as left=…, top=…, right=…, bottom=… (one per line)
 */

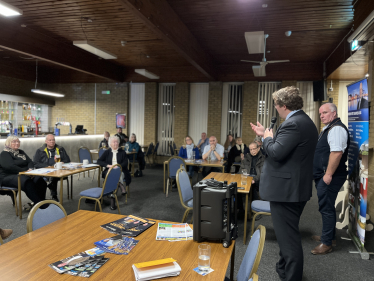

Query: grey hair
left=249, top=142, right=259, bottom=148
left=45, top=134, right=55, bottom=141
left=324, top=103, right=338, bottom=117
left=109, top=136, right=120, bottom=148
left=5, top=135, right=19, bottom=149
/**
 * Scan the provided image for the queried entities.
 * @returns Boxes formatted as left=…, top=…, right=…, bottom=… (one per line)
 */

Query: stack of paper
left=156, top=223, right=193, bottom=241
left=132, top=258, right=181, bottom=281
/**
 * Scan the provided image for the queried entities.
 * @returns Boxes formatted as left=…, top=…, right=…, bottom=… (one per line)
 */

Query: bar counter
left=0, top=134, right=102, bottom=162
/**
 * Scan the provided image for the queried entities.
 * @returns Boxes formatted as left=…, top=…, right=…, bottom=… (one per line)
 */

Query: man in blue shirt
left=197, top=132, right=209, bottom=154
left=202, top=136, right=224, bottom=177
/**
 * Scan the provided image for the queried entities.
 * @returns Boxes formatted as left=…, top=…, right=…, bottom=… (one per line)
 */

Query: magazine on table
left=101, top=215, right=155, bottom=237
left=156, top=223, right=193, bottom=241
left=49, top=247, right=105, bottom=274
left=65, top=256, right=110, bottom=278
left=94, top=235, right=139, bottom=255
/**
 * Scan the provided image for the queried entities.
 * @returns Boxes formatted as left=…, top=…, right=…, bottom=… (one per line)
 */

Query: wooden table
left=17, top=165, right=101, bottom=219
left=0, top=211, right=235, bottom=281
left=204, top=172, right=253, bottom=245
left=163, top=159, right=226, bottom=193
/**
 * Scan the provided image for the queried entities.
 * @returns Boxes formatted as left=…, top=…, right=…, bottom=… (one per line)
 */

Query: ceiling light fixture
left=73, top=41, right=117, bottom=59
left=262, top=4, right=268, bottom=8
left=0, top=1, right=23, bottom=16
left=134, top=69, right=159, bottom=79
left=31, top=60, right=65, bottom=97
left=285, top=31, right=292, bottom=36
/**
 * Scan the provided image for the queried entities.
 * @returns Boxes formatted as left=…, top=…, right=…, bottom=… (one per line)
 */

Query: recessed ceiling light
left=73, top=41, right=117, bottom=59
left=267, top=50, right=270, bottom=53
left=0, top=1, right=23, bottom=16
left=87, top=18, right=93, bottom=23
left=262, top=4, right=268, bottom=8
left=21, top=24, right=27, bottom=27
left=135, top=69, right=159, bottom=79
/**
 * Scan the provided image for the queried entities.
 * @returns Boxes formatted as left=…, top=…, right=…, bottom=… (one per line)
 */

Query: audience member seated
left=224, top=134, right=236, bottom=152
left=99, top=131, right=110, bottom=149
left=196, top=132, right=209, bottom=154
left=202, top=136, right=224, bottom=177
left=254, top=137, right=265, bottom=155
left=227, top=137, right=247, bottom=173
left=97, top=136, right=131, bottom=198
left=0, top=227, right=12, bottom=240
left=126, top=133, right=144, bottom=177
left=241, top=142, right=264, bottom=200
left=0, top=136, right=47, bottom=211
left=33, top=134, right=71, bottom=202
left=178, top=135, right=200, bottom=178
left=115, top=127, right=128, bottom=147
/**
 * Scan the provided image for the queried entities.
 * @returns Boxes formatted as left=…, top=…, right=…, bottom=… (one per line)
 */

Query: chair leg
left=115, top=195, right=121, bottom=215
left=251, top=212, right=257, bottom=236
left=11, top=190, right=18, bottom=216
left=127, top=185, right=130, bottom=198
left=166, top=179, right=171, bottom=198
left=190, top=216, right=193, bottom=224
left=182, top=209, right=190, bottom=223
left=94, top=200, right=97, bottom=211
left=91, top=169, right=96, bottom=181
left=66, top=178, right=69, bottom=200
left=78, top=197, right=83, bottom=210
left=97, top=199, right=102, bottom=212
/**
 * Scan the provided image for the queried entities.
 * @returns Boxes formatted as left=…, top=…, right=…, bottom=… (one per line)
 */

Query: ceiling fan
left=241, top=34, right=290, bottom=77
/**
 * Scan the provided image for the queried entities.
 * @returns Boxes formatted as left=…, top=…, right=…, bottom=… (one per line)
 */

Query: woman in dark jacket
left=227, top=137, right=247, bottom=173
left=97, top=135, right=131, bottom=196
left=178, top=135, right=200, bottom=178
left=0, top=135, right=47, bottom=210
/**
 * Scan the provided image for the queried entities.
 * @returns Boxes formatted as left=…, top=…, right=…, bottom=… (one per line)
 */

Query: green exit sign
left=102, top=90, right=110, bottom=95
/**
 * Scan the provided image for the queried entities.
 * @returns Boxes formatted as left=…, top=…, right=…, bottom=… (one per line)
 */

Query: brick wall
left=242, top=81, right=259, bottom=145
left=207, top=81, right=222, bottom=143
left=174, top=82, right=189, bottom=148
left=44, top=83, right=128, bottom=136
left=144, top=82, right=158, bottom=146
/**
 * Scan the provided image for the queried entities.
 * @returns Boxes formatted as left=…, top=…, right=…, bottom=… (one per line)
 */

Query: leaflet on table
left=62, top=162, right=81, bottom=168
left=94, top=235, right=139, bottom=255
left=156, top=223, right=193, bottom=241
left=49, top=247, right=105, bottom=273
left=101, top=215, right=155, bottom=236
left=82, top=164, right=100, bottom=168
left=25, top=168, right=57, bottom=175
left=65, top=256, right=110, bottom=278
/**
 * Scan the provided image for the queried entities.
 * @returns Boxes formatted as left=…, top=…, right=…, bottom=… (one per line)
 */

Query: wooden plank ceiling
left=0, top=0, right=354, bottom=83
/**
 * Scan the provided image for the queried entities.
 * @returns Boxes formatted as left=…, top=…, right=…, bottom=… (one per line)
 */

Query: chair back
left=26, top=200, right=67, bottom=233
left=78, top=147, right=92, bottom=163
left=154, top=142, right=159, bottom=155
left=237, top=225, right=266, bottom=281
left=168, top=156, right=186, bottom=178
left=101, top=164, right=122, bottom=196
left=98, top=147, right=107, bottom=158
left=146, top=143, right=154, bottom=156
left=176, top=166, right=193, bottom=207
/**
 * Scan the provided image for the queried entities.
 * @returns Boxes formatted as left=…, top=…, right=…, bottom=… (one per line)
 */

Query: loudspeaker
left=313, top=80, right=327, bottom=101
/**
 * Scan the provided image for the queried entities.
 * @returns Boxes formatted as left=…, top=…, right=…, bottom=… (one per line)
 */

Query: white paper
left=25, top=168, right=57, bottom=175
left=156, top=223, right=193, bottom=241
left=132, top=262, right=181, bottom=281
left=81, top=164, right=100, bottom=168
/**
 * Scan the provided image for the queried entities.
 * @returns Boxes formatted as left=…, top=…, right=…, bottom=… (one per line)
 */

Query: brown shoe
left=311, top=243, right=332, bottom=255
left=0, top=228, right=13, bottom=240
left=311, top=235, right=336, bottom=247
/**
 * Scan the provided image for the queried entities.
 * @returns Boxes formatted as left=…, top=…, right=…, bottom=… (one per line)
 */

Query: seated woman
left=178, top=136, right=200, bottom=178
left=99, top=131, right=110, bottom=149
left=98, top=136, right=131, bottom=198
left=125, top=133, right=144, bottom=177
left=224, top=134, right=236, bottom=152
left=227, top=137, right=247, bottom=173
left=0, top=135, right=47, bottom=210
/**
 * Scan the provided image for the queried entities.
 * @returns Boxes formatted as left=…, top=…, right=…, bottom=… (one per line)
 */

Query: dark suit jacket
left=357, top=98, right=368, bottom=109
left=260, top=110, right=318, bottom=202
left=97, top=148, right=131, bottom=184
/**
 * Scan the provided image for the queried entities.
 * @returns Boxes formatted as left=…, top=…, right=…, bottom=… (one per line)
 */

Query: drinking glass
left=192, top=151, right=195, bottom=161
left=230, top=166, right=235, bottom=175
left=242, top=169, right=248, bottom=176
left=198, top=244, right=211, bottom=272
left=241, top=174, right=247, bottom=185
left=55, top=154, right=61, bottom=163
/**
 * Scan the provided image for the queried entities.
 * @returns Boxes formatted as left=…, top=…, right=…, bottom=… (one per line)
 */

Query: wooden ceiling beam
left=119, top=0, right=217, bottom=80
left=0, top=17, right=125, bottom=82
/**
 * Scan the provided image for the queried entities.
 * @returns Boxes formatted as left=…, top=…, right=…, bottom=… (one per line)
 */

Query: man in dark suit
left=251, top=86, right=318, bottom=281
left=357, top=94, right=368, bottom=109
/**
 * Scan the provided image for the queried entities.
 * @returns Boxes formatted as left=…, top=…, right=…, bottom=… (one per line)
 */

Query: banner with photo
left=347, top=78, right=369, bottom=257
left=116, top=113, right=126, bottom=129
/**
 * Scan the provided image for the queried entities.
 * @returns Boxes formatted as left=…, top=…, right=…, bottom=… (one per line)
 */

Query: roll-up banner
left=347, top=77, right=369, bottom=259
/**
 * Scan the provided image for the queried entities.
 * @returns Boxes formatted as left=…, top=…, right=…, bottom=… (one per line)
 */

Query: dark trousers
left=48, top=178, right=60, bottom=196
left=202, top=167, right=221, bottom=178
left=2, top=174, right=47, bottom=204
left=270, top=201, right=307, bottom=281
left=315, top=175, right=346, bottom=245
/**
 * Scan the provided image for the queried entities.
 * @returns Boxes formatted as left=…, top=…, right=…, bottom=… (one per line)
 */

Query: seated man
left=99, top=131, right=110, bottom=149
left=33, top=134, right=71, bottom=201
left=115, top=127, right=128, bottom=147
left=241, top=142, right=265, bottom=200
left=254, top=137, right=265, bottom=155
left=202, top=136, right=224, bottom=177
left=197, top=132, right=209, bottom=154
